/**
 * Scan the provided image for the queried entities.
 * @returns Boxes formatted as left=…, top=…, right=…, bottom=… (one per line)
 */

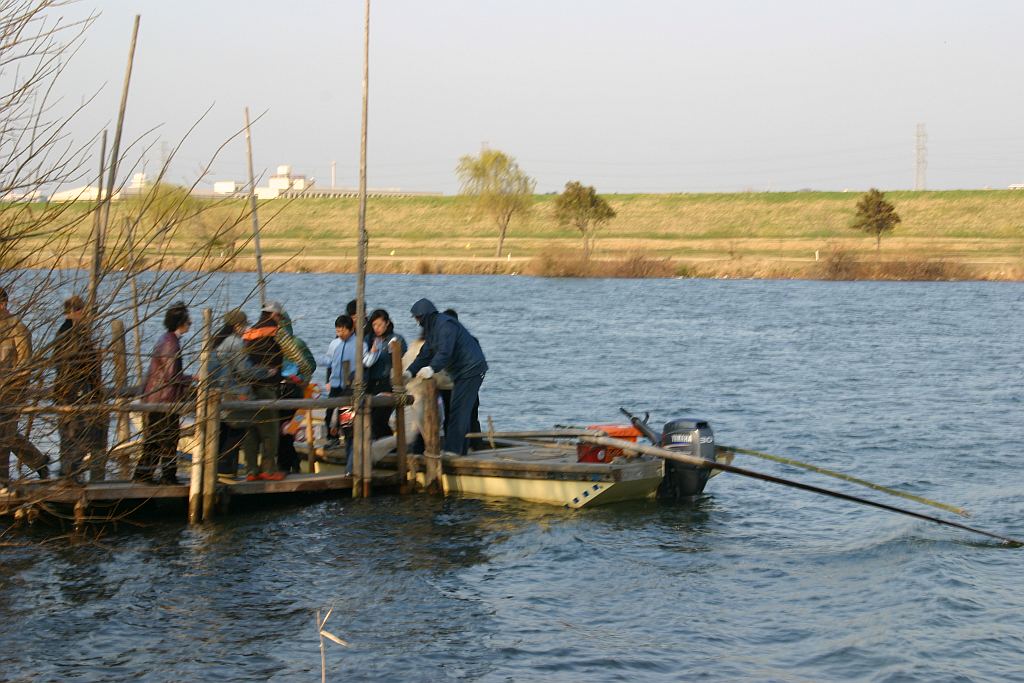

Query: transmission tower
left=914, top=123, right=927, bottom=190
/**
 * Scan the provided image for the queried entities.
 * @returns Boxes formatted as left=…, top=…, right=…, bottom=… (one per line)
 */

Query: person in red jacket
left=133, top=302, right=192, bottom=484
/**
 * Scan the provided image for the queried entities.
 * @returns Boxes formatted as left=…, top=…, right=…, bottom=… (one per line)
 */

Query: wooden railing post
left=422, top=377, right=441, bottom=493
left=110, top=319, right=129, bottom=480
left=389, top=339, right=408, bottom=492
left=361, top=394, right=372, bottom=498
left=188, top=308, right=212, bottom=524
left=202, top=388, right=220, bottom=520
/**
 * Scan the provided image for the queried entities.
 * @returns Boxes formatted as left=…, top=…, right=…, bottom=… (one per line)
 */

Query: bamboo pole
left=579, top=434, right=1023, bottom=547
left=720, top=444, right=969, bottom=517
left=421, top=377, right=441, bottom=493
left=243, top=106, right=266, bottom=306
left=125, top=218, right=144, bottom=384
left=351, top=0, right=371, bottom=495
left=389, top=339, right=408, bottom=492
left=188, top=308, right=213, bottom=524
left=202, top=388, right=220, bottom=520
left=110, top=320, right=129, bottom=480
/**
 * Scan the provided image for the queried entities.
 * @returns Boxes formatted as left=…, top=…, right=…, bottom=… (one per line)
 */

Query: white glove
left=402, top=370, right=412, bottom=382
left=417, top=366, right=435, bottom=379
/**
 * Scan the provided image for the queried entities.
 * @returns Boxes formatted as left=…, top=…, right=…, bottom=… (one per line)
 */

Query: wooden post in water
left=422, top=377, right=441, bottom=493
left=110, top=320, right=129, bottom=480
left=202, top=388, right=220, bottom=520
left=188, top=308, right=213, bottom=524
left=389, top=339, right=408, bottom=492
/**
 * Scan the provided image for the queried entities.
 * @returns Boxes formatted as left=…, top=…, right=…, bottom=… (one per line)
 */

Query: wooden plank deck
left=0, top=470, right=399, bottom=514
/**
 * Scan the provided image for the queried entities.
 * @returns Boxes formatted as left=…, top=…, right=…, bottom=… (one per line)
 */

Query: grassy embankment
left=26, top=190, right=1024, bottom=280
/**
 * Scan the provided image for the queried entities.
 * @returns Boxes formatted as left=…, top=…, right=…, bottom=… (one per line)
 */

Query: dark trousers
left=0, top=411, right=48, bottom=481
left=325, top=386, right=349, bottom=439
left=368, top=378, right=392, bottom=440
left=135, top=412, right=180, bottom=482
left=277, top=381, right=303, bottom=472
left=444, top=373, right=485, bottom=455
left=219, top=422, right=246, bottom=475
left=442, top=390, right=481, bottom=450
left=58, top=413, right=107, bottom=482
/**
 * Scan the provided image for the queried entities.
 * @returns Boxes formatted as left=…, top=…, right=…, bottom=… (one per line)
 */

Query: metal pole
left=244, top=106, right=267, bottom=306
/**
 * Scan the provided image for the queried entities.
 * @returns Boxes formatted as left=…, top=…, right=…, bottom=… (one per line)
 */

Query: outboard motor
left=657, top=418, right=716, bottom=499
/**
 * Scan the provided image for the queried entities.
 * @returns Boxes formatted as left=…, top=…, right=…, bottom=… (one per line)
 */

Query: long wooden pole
left=579, top=434, right=1023, bottom=547
left=99, top=15, right=140, bottom=278
left=390, top=339, right=408, bottom=491
left=126, top=218, right=144, bottom=384
left=243, top=106, right=266, bottom=307
left=87, top=130, right=106, bottom=311
left=188, top=308, right=213, bottom=524
left=352, top=0, right=371, bottom=497
left=720, top=444, right=969, bottom=517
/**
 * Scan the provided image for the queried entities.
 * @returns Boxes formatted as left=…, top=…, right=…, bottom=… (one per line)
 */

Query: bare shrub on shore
left=817, top=247, right=971, bottom=281
left=525, top=253, right=674, bottom=279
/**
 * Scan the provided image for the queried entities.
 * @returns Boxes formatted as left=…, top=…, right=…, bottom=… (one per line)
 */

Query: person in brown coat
left=0, top=286, right=49, bottom=483
left=133, top=302, right=192, bottom=484
left=52, top=295, right=107, bottom=482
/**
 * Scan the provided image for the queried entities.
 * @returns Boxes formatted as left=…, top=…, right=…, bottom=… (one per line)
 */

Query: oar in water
left=577, top=434, right=1022, bottom=547
left=720, top=445, right=969, bottom=518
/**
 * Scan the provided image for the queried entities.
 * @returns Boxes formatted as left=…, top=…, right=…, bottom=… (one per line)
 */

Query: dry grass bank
left=26, top=190, right=1024, bottom=280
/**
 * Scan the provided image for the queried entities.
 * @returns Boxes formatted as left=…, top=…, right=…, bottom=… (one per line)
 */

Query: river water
left=2, top=274, right=1023, bottom=682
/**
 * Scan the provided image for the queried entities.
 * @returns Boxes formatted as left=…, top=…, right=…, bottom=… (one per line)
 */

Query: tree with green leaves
left=553, top=181, right=617, bottom=259
left=456, top=149, right=535, bottom=257
left=851, top=188, right=901, bottom=252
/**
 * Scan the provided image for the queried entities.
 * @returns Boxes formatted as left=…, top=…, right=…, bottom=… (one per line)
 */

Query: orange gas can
left=576, top=424, right=642, bottom=463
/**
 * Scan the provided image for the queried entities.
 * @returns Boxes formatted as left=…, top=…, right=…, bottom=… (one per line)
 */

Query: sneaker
left=263, top=471, right=287, bottom=481
left=245, top=474, right=259, bottom=482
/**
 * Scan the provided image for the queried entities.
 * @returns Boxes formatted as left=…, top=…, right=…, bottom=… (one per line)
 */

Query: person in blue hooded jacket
left=405, top=298, right=487, bottom=455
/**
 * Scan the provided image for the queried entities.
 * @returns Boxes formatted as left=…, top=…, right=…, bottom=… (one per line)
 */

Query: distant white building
left=2, top=189, right=44, bottom=202
left=50, top=173, right=148, bottom=202
left=209, top=164, right=441, bottom=199
left=213, top=180, right=243, bottom=195
left=214, top=164, right=314, bottom=199
left=1009, top=183, right=1024, bottom=190
left=50, top=185, right=103, bottom=202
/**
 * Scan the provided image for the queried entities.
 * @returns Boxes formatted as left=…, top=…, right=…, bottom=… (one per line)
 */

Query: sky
left=45, top=0, right=1024, bottom=195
